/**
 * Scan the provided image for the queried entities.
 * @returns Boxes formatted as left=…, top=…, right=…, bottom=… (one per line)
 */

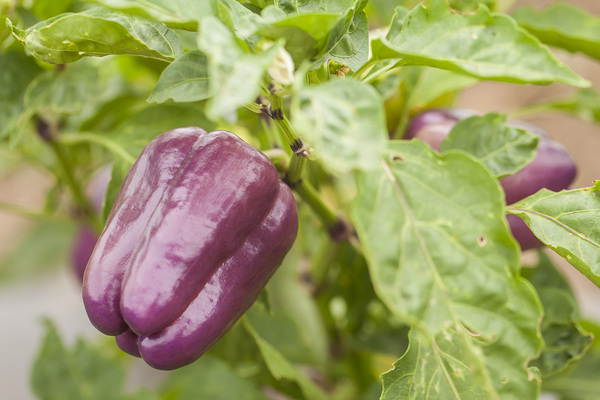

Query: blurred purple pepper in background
left=70, top=165, right=111, bottom=281
left=82, top=127, right=298, bottom=369
left=405, top=108, right=577, bottom=250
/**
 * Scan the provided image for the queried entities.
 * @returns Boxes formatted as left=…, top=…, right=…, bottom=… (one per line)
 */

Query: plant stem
left=0, top=201, right=70, bottom=223
left=37, top=119, right=102, bottom=233
left=292, top=180, right=351, bottom=242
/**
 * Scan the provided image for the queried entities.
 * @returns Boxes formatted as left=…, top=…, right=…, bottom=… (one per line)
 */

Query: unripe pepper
left=405, top=108, right=577, bottom=250
left=82, top=127, right=298, bottom=369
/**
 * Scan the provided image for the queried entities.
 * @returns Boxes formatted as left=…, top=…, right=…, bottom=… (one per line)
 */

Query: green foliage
left=541, top=320, right=600, bottom=399
left=353, top=141, right=542, bottom=398
left=31, top=321, right=127, bottom=400
left=3, top=0, right=600, bottom=399
left=372, top=0, right=589, bottom=86
left=523, top=251, right=593, bottom=377
left=292, top=78, right=387, bottom=173
left=0, top=220, right=76, bottom=283
left=509, top=183, right=600, bottom=286
left=8, top=8, right=183, bottom=64
left=441, top=113, right=539, bottom=178
left=147, top=50, right=211, bottom=103
left=513, top=3, right=600, bottom=62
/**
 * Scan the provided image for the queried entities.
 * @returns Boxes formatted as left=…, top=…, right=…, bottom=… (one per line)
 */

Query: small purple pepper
left=82, top=127, right=298, bottom=369
left=71, top=165, right=111, bottom=282
left=405, top=108, right=577, bottom=250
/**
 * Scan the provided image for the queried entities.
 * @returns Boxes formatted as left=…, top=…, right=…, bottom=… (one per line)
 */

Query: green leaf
left=244, top=317, right=329, bottom=400
left=508, top=183, right=600, bottom=287
left=24, top=62, right=103, bottom=115
left=198, top=17, right=279, bottom=120
left=371, top=0, right=589, bottom=87
left=292, top=78, right=387, bottom=173
left=256, top=10, right=352, bottom=65
left=148, top=50, right=212, bottom=103
left=159, top=355, right=268, bottom=400
left=0, top=50, right=41, bottom=139
left=328, top=9, right=369, bottom=71
left=352, top=140, right=543, bottom=399
left=543, top=321, right=600, bottom=399
left=31, top=321, right=126, bottom=400
left=83, top=0, right=216, bottom=30
left=9, top=8, right=183, bottom=64
left=513, top=3, right=600, bottom=62
left=217, top=0, right=265, bottom=41
left=277, top=0, right=354, bottom=14
left=440, top=113, right=540, bottom=178
left=0, top=220, right=76, bottom=283
left=523, top=251, right=592, bottom=377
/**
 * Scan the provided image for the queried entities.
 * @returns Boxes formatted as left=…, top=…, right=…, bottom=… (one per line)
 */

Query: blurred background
left=1, top=0, right=599, bottom=399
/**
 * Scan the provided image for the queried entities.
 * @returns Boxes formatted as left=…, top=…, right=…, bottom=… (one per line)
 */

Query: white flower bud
left=268, top=47, right=295, bottom=86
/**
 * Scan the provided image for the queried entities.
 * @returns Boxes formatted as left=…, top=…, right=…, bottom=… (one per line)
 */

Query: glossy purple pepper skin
left=405, top=108, right=577, bottom=250
left=82, top=127, right=298, bottom=369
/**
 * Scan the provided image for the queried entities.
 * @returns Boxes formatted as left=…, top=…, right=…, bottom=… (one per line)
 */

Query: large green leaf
left=508, top=183, right=600, bottom=287
left=523, top=251, right=592, bottom=377
left=292, top=78, right=387, bottom=173
left=513, top=3, right=600, bottom=62
left=352, top=141, right=543, bottom=399
left=31, top=321, right=126, bottom=400
left=441, top=113, right=539, bottom=178
left=9, top=7, right=183, bottom=64
left=84, top=0, right=216, bottom=30
left=147, top=50, right=212, bottom=103
left=371, top=0, right=588, bottom=87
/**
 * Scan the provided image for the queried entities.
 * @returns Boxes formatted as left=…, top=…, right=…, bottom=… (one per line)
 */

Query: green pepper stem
left=284, top=152, right=306, bottom=187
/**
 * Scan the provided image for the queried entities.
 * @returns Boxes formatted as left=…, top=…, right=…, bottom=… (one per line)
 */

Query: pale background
left=1, top=0, right=599, bottom=399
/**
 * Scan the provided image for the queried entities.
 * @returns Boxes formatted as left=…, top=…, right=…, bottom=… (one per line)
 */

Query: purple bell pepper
left=82, top=127, right=298, bottom=369
left=405, top=108, right=577, bottom=250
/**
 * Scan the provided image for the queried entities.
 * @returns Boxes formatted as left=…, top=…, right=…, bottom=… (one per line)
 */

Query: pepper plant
left=2, top=0, right=600, bottom=399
